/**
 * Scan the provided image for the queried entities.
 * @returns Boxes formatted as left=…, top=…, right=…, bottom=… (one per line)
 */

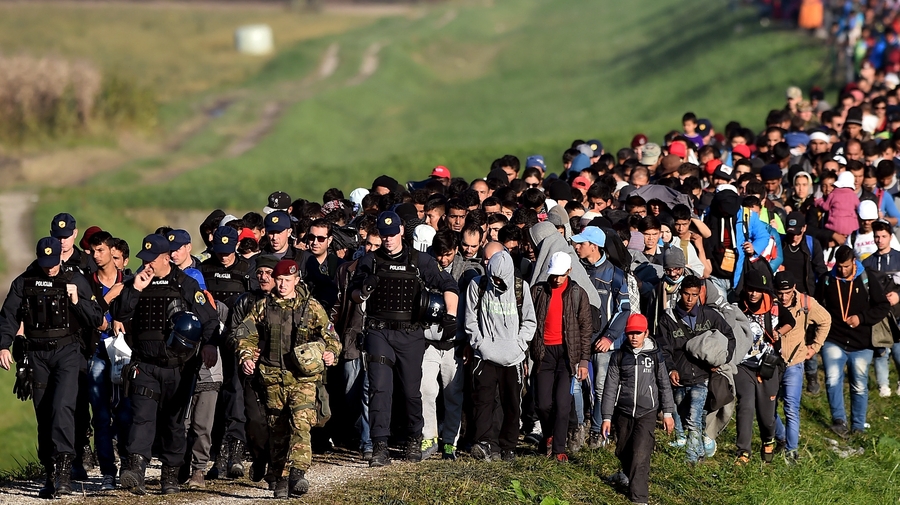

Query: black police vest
left=133, top=270, right=185, bottom=341
left=22, top=273, right=79, bottom=339
left=367, top=249, right=422, bottom=322
left=200, top=259, right=250, bottom=308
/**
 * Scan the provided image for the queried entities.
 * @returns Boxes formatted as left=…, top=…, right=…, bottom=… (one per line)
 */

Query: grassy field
left=316, top=386, right=900, bottom=505
left=0, top=369, right=38, bottom=472
left=32, top=0, right=833, bottom=251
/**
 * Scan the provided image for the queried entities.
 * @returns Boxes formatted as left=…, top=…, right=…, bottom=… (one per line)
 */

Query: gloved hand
left=13, top=362, right=32, bottom=401
left=362, top=275, right=379, bottom=295
left=440, top=315, right=457, bottom=341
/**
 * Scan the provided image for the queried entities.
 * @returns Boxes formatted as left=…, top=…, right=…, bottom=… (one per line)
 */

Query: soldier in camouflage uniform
left=234, top=259, right=341, bottom=498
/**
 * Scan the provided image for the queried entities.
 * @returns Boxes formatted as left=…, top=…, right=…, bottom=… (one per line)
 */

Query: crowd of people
left=5, top=77, right=900, bottom=503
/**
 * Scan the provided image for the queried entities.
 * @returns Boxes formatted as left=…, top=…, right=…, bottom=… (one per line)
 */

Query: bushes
left=0, top=54, right=157, bottom=146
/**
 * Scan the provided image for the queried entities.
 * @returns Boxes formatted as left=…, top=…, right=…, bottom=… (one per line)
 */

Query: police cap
left=51, top=213, right=76, bottom=239
left=167, top=229, right=191, bottom=250
left=377, top=211, right=402, bottom=236
left=36, top=237, right=61, bottom=268
left=137, top=234, right=170, bottom=262
left=212, top=226, right=238, bottom=254
left=265, top=211, right=292, bottom=233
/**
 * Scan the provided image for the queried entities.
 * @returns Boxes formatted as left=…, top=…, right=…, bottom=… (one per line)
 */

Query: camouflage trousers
left=260, top=367, right=318, bottom=477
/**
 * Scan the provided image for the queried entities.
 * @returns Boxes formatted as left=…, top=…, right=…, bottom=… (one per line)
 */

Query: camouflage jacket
left=235, top=284, right=341, bottom=381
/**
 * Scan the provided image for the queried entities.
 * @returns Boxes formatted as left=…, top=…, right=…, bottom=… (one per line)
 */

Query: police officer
left=351, top=211, right=459, bottom=467
left=0, top=237, right=103, bottom=498
left=227, top=254, right=278, bottom=483
left=112, top=234, right=218, bottom=495
left=234, top=259, right=341, bottom=498
left=262, top=211, right=298, bottom=260
left=199, top=226, right=256, bottom=480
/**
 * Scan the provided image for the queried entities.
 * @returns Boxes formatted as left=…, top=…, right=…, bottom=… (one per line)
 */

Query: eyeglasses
left=307, top=235, right=329, bottom=243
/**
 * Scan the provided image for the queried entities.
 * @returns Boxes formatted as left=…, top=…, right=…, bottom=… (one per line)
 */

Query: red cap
left=669, top=142, right=687, bottom=158
left=571, top=175, right=592, bottom=191
left=732, top=144, right=751, bottom=159
left=273, top=259, right=299, bottom=278
left=238, top=227, right=257, bottom=243
left=704, top=159, right=722, bottom=175
left=431, top=166, right=451, bottom=179
left=631, top=134, right=648, bottom=149
left=624, top=314, right=648, bottom=334
left=80, top=226, right=103, bottom=251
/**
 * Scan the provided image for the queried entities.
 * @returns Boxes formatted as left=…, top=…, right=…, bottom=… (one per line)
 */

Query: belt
left=136, top=355, right=185, bottom=369
left=366, top=319, right=419, bottom=332
left=26, top=335, right=78, bottom=352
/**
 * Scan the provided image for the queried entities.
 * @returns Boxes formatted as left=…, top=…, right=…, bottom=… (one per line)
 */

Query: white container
left=235, top=25, right=274, bottom=55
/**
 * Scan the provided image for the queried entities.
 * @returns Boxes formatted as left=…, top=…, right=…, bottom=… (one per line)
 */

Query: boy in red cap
left=600, top=314, right=675, bottom=505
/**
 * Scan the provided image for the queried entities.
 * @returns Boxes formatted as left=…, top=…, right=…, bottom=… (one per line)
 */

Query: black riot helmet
left=418, top=290, right=447, bottom=324
left=166, top=312, right=203, bottom=360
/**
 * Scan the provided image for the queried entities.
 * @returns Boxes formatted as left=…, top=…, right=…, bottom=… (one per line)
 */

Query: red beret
left=273, top=259, right=299, bottom=278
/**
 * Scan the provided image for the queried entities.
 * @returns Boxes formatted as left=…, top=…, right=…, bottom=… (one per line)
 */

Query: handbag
left=758, top=349, right=785, bottom=380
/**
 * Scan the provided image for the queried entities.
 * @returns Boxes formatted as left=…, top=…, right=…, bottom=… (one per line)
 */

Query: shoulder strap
left=408, top=249, right=420, bottom=275
left=805, top=235, right=814, bottom=253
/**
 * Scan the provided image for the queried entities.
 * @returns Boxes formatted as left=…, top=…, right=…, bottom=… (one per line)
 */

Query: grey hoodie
left=529, top=221, right=601, bottom=308
left=465, top=251, right=537, bottom=367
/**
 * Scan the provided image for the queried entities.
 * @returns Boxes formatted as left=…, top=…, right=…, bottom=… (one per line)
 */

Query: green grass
left=317, top=386, right=900, bottom=504
left=0, top=369, right=38, bottom=472
left=35, top=0, right=832, bottom=247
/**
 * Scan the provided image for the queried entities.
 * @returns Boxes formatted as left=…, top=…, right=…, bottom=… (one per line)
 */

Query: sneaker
left=420, top=437, right=439, bottom=461
left=500, top=450, right=516, bottom=462
left=362, top=449, right=373, bottom=462
left=669, top=437, right=687, bottom=448
left=606, top=471, right=629, bottom=486
left=703, top=436, right=717, bottom=458
left=774, top=439, right=786, bottom=455
left=587, top=431, right=603, bottom=450
left=555, top=453, right=569, bottom=463
left=734, top=451, right=751, bottom=466
left=830, top=419, right=850, bottom=439
left=880, top=385, right=892, bottom=398
left=442, top=444, right=457, bottom=461
left=100, top=474, right=116, bottom=491
left=785, top=450, right=800, bottom=465
left=470, top=442, right=492, bottom=462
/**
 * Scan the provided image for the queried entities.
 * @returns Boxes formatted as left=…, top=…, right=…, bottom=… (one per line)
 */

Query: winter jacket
left=465, top=251, right=537, bottom=367
left=331, top=259, right=364, bottom=360
left=530, top=278, right=593, bottom=374
left=817, top=261, right=891, bottom=352
left=600, top=337, right=675, bottom=421
left=780, top=233, right=827, bottom=295
left=780, top=291, right=831, bottom=366
left=818, top=187, right=860, bottom=236
left=581, top=254, right=631, bottom=349
left=657, top=304, right=736, bottom=386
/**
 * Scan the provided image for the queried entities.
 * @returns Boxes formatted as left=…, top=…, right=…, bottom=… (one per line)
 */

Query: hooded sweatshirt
left=465, top=251, right=537, bottom=367
left=529, top=221, right=602, bottom=308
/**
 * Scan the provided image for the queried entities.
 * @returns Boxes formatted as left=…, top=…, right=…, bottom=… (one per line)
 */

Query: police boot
left=120, top=454, right=147, bottom=495
left=160, top=465, right=180, bottom=495
left=406, top=435, right=423, bottom=463
left=208, top=438, right=230, bottom=480
left=369, top=440, right=391, bottom=467
left=227, top=439, right=245, bottom=479
left=273, top=478, right=289, bottom=499
left=288, top=468, right=309, bottom=497
left=54, top=453, right=74, bottom=496
left=38, top=465, right=55, bottom=499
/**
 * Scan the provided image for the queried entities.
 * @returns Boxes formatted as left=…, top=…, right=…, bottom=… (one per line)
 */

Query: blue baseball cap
left=525, top=155, right=547, bottom=172
left=36, top=237, right=61, bottom=268
left=51, top=213, right=76, bottom=239
left=570, top=226, right=606, bottom=248
left=167, top=229, right=191, bottom=250
left=569, top=153, right=591, bottom=174
left=265, top=211, right=291, bottom=233
left=137, top=234, right=170, bottom=262
left=377, top=211, right=402, bottom=236
left=785, top=132, right=810, bottom=149
left=212, top=226, right=238, bottom=254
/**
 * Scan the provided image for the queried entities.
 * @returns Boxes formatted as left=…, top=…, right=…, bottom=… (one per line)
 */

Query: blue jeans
left=822, top=342, right=874, bottom=432
left=590, top=351, right=612, bottom=432
left=87, top=353, right=132, bottom=476
left=343, top=358, right=371, bottom=452
left=873, top=342, right=900, bottom=387
left=774, top=363, right=804, bottom=451
left=672, top=381, right=708, bottom=462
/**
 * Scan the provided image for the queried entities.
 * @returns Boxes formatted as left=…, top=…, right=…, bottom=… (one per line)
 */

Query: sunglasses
left=307, top=235, right=329, bottom=243
left=526, top=183, right=541, bottom=188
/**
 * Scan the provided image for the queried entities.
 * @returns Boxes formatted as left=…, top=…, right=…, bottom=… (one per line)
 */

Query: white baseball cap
left=858, top=200, right=879, bottom=220
left=547, top=251, right=572, bottom=276
left=834, top=171, right=856, bottom=190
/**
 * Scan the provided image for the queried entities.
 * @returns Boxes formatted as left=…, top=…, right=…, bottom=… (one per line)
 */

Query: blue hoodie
left=733, top=207, right=771, bottom=288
